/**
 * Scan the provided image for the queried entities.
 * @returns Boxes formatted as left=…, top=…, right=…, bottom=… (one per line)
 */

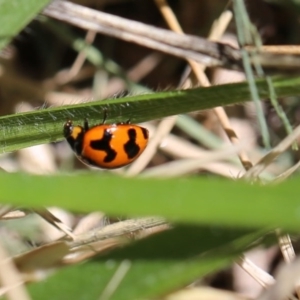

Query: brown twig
left=43, top=1, right=300, bottom=71
left=43, top=1, right=241, bottom=63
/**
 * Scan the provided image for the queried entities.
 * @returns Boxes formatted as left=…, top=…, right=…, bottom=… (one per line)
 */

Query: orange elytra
left=63, top=112, right=149, bottom=169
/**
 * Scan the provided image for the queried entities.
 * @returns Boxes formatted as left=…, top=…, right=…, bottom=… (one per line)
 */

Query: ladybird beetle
left=63, top=117, right=149, bottom=169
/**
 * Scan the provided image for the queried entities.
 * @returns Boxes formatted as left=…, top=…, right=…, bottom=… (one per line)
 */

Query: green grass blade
left=233, top=0, right=270, bottom=147
left=0, top=0, right=51, bottom=50
left=0, top=172, right=299, bottom=231
left=1, top=76, right=300, bottom=153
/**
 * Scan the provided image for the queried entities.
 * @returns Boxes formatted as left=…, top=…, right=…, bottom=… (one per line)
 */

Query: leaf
left=0, top=172, right=299, bottom=231
left=1, top=76, right=300, bottom=153
left=0, top=0, right=51, bottom=50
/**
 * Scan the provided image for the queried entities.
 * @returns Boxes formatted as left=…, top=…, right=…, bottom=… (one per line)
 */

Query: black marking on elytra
left=90, top=129, right=117, bottom=163
left=124, top=128, right=140, bottom=159
left=141, top=127, right=149, bottom=139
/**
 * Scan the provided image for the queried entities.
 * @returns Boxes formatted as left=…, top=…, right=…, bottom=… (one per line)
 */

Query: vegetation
left=1, top=0, right=300, bottom=299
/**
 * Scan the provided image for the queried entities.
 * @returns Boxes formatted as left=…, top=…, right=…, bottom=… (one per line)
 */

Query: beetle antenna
left=102, top=108, right=108, bottom=124
left=84, top=119, right=89, bottom=131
